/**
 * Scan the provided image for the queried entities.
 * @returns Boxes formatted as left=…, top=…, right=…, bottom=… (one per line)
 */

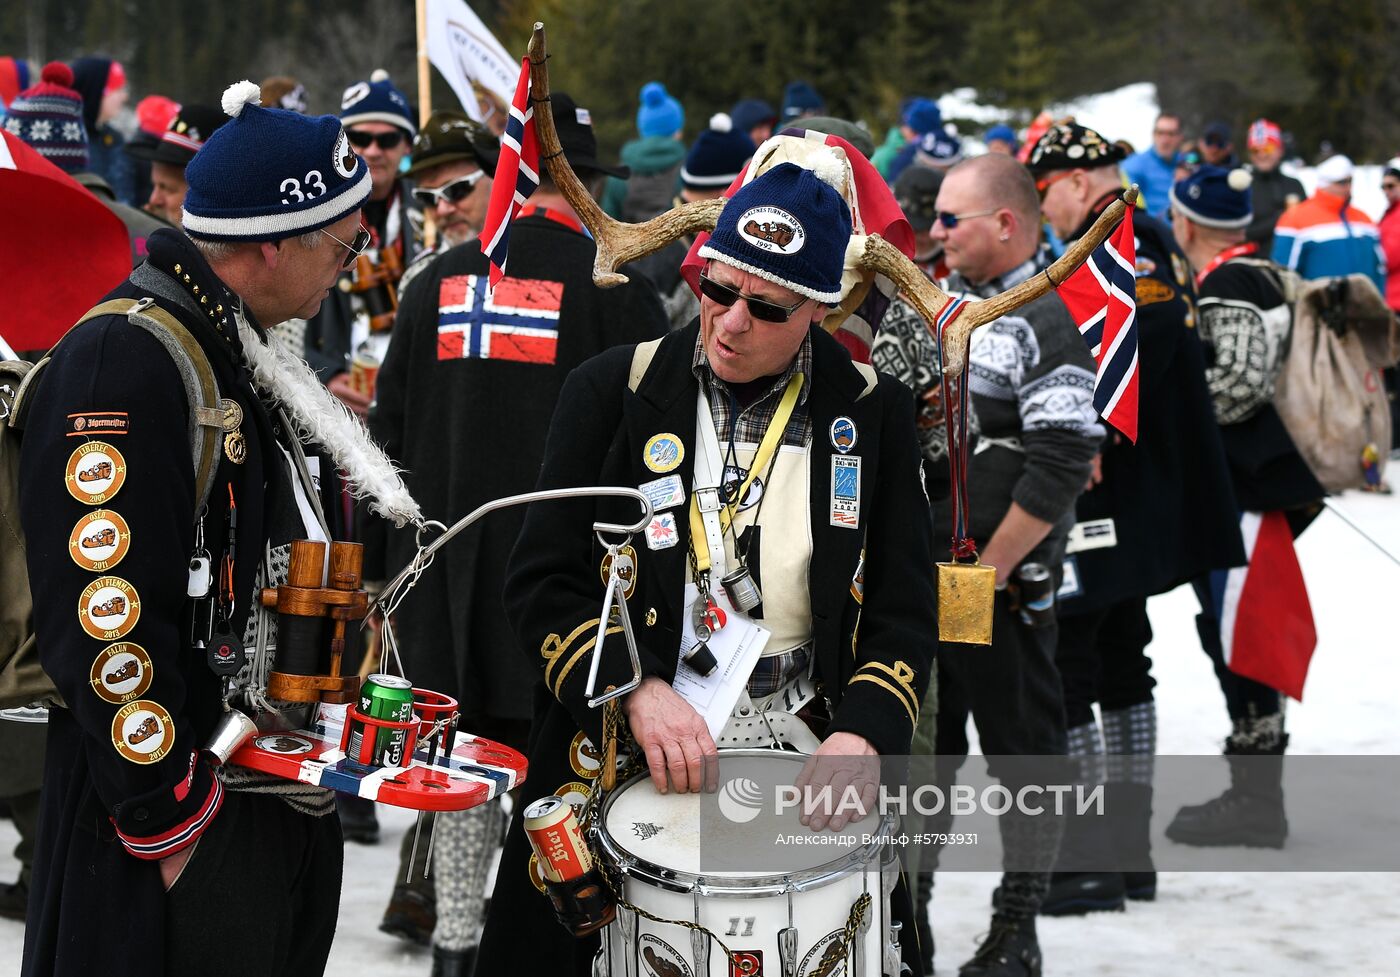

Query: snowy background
left=4, top=82, right=1400, bottom=975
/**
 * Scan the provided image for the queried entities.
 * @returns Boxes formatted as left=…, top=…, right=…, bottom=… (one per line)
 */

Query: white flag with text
left=425, top=0, right=517, bottom=123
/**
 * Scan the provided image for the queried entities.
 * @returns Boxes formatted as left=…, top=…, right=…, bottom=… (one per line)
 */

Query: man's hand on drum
left=794, top=732, right=880, bottom=832
left=624, top=676, right=719, bottom=795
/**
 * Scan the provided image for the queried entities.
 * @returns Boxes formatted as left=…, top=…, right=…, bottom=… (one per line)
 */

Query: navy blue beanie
left=781, top=81, right=824, bottom=123
left=182, top=81, right=372, bottom=241
left=681, top=113, right=755, bottom=191
left=700, top=158, right=851, bottom=303
left=730, top=98, right=776, bottom=135
left=903, top=98, right=942, bottom=136
left=1170, top=165, right=1253, bottom=229
left=339, top=69, right=415, bottom=136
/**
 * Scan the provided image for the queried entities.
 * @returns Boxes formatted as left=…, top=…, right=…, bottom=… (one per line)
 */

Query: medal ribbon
left=934, top=296, right=979, bottom=561
left=688, top=373, right=804, bottom=574
left=1194, top=241, right=1259, bottom=288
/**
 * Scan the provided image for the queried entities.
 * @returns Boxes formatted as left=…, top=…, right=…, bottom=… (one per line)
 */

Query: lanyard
left=688, top=373, right=803, bottom=575
left=518, top=203, right=585, bottom=235
left=1195, top=241, right=1258, bottom=287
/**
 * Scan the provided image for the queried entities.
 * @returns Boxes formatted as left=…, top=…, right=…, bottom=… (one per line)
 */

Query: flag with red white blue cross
left=477, top=56, right=540, bottom=292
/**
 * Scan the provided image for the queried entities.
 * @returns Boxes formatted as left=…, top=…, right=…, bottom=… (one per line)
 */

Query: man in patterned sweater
left=1166, top=165, right=1323, bottom=848
left=918, top=153, right=1103, bottom=977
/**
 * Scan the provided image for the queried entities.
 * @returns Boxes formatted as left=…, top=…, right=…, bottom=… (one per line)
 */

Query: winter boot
left=914, top=871, right=935, bottom=974
left=1036, top=785, right=1123, bottom=916
left=430, top=944, right=477, bottom=977
left=958, top=915, right=1042, bottom=977
left=1167, top=733, right=1288, bottom=848
left=1108, top=782, right=1156, bottom=901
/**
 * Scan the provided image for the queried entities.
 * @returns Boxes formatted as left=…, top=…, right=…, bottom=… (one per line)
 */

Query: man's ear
left=258, top=239, right=283, bottom=270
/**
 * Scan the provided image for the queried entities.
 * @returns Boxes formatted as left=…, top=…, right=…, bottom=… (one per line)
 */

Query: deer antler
left=853, top=187, right=1139, bottom=373
left=528, top=23, right=724, bottom=287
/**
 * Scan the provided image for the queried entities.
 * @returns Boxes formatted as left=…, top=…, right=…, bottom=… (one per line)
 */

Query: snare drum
left=595, top=750, right=901, bottom=977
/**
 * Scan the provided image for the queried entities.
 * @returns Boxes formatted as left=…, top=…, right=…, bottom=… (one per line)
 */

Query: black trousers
left=1191, top=576, right=1282, bottom=722
left=165, top=791, right=343, bottom=976
left=1055, top=596, right=1157, bottom=729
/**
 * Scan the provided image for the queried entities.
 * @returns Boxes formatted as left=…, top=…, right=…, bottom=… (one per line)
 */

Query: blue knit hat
left=984, top=124, right=1018, bottom=151
left=339, top=69, right=415, bottom=137
left=182, top=81, right=372, bottom=242
left=903, top=98, right=942, bottom=136
left=730, top=98, right=776, bottom=136
left=2, top=62, right=88, bottom=172
left=637, top=81, right=683, bottom=138
left=1169, top=165, right=1253, bottom=229
left=781, top=81, right=824, bottom=123
left=914, top=127, right=963, bottom=169
left=681, top=113, right=755, bottom=191
left=699, top=158, right=851, bottom=303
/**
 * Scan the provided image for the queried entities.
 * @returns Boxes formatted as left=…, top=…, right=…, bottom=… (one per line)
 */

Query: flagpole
left=1323, top=499, right=1400, bottom=569
left=415, top=0, right=436, bottom=251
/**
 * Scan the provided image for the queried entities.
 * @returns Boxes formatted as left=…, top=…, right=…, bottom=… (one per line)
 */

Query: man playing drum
left=477, top=156, right=938, bottom=971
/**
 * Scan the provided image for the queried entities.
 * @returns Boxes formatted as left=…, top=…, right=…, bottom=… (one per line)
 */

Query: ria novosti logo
left=716, top=777, right=765, bottom=824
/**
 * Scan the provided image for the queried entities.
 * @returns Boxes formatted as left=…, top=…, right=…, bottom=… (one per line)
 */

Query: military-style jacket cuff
left=828, top=661, right=922, bottom=758
left=111, top=750, right=224, bottom=860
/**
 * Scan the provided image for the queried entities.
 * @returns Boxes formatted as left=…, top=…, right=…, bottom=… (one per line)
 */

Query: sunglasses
left=935, top=208, right=998, bottom=229
left=346, top=129, right=406, bottom=151
left=1034, top=170, right=1075, bottom=199
left=324, top=225, right=372, bottom=269
left=699, top=273, right=807, bottom=323
left=411, top=170, right=486, bottom=209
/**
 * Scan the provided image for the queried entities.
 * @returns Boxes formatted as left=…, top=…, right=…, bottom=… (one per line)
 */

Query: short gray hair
left=192, top=229, right=323, bottom=263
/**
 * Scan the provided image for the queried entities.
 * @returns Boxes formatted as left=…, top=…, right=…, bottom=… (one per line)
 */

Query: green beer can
left=348, top=673, right=415, bottom=767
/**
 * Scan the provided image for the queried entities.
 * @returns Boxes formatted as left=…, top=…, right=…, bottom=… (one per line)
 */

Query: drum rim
left=595, top=750, right=893, bottom=898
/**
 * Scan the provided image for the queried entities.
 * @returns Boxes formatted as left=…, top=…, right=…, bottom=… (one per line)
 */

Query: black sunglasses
left=325, top=226, right=372, bottom=269
left=411, top=171, right=486, bottom=209
left=699, top=273, right=807, bottom=323
left=346, top=129, right=406, bottom=151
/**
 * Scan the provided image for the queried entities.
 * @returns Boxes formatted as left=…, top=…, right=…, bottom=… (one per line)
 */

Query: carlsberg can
left=347, top=673, right=415, bottom=766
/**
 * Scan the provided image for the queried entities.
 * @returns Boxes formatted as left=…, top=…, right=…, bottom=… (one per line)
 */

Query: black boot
left=914, top=872, right=935, bottom=974
left=1036, top=794, right=1124, bottom=916
left=0, top=878, right=28, bottom=922
left=379, top=883, right=436, bottom=946
left=1167, top=733, right=1288, bottom=849
left=1108, top=782, right=1156, bottom=901
left=430, top=944, right=477, bottom=977
left=958, top=915, right=1042, bottom=977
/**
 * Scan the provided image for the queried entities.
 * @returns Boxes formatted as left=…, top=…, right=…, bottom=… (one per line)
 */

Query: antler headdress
left=525, top=23, right=1135, bottom=372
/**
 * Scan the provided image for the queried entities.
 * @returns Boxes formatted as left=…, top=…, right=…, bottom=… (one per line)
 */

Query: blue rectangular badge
left=830, top=455, right=860, bottom=529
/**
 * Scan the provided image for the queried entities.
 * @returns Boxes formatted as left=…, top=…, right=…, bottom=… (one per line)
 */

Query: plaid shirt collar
left=691, top=328, right=814, bottom=407
left=692, top=328, right=815, bottom=446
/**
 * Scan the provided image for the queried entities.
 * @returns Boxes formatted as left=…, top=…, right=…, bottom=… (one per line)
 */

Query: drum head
left=601, top=750, right=885, bottom=881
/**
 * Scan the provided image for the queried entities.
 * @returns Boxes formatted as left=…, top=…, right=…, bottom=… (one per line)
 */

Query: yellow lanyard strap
left=689, top=373, right=804, bottom=574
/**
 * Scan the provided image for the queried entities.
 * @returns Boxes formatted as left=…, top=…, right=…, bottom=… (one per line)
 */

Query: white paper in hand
left=671, top=583, right=769, bottom=738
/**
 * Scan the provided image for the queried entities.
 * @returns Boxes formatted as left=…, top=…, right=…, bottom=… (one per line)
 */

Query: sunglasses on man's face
left=699, top=273, right=807, bottom=323
left=935, top=208, right=998, bottom=229
left=346, top=129, right=406, bottom=151
left=411, top=170, right=486, bottom=209
left=324, top=226, right=372, bottom=269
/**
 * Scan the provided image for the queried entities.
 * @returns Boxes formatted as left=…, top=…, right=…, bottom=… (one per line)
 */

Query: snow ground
left=3, top=488, right=1398, bottom=973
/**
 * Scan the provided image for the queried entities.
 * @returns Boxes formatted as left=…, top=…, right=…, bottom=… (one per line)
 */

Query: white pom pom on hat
left=710, top=112, right=733, bottom=133
left=1227, top=168, right=1253, bottom=192
left=807, top=146, right=847, bottom=192
left=370, top=68, right=390, bottom=83
left=222, top=80, right=262, bottom=118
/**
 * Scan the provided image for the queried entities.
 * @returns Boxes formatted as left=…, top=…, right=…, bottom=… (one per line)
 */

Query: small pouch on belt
left=937, top=559, right=995, bottom=645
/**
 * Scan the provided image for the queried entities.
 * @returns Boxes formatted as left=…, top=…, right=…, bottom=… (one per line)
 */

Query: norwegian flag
left=1208, top=510, right=1316, bottom=701
left=1055, top=205, right=1139, bottom=442
left=478, top=57, right=540, bottom=291
left=437, top=273, right=561, bottom=365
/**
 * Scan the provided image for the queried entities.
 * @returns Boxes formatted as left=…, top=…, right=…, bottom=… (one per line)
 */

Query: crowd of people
left=2, top=47, right=1397, bottom=977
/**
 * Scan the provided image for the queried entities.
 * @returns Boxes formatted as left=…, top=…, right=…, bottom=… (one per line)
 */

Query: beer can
left=1016, top=562, right=1055, bottom=629
left=347, top=673, right=415, bottom=767
left=524, top=796, right=594, bottom=883
left=350, top=350, right=380, bottom=398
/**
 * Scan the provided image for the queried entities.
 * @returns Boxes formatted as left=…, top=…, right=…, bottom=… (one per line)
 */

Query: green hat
left=405, top=110, right=499, bottom=179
